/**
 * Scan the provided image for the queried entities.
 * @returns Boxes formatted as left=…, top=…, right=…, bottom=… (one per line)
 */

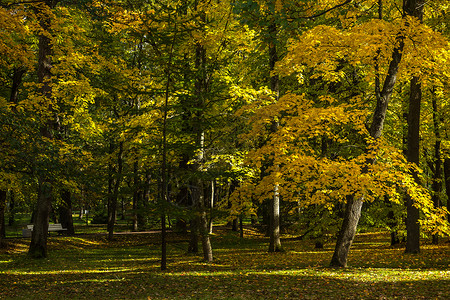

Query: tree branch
left=1, top=0, right=45, bottom=8
left=288, top=0, right=353, bottom=20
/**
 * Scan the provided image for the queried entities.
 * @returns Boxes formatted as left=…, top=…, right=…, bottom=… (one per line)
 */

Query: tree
left=404, top=0, right=425, bottom=255
left=28, top=0, right=60, bottom=258
left=235, top=0, right=449, bottom=268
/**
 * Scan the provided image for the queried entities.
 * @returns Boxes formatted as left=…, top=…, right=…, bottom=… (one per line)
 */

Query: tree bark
left=29, top=182, right=52, bottom=258
left=330, top=41, right=404, bottom=267
left=0, top=190, right=6, bottom=247
left=405, top=80, right=422, bottom=254
left=189, top=20, right=213, bottom=261
left=58, top=190, right=75, bottom=235
left=444, top=158, right=450, bottom=222
left=8, top=190, right=15, bottom=226
left=269, top=183, right=282, bottom=252
left=28, top=0, right=59, bottom=258
left=107, top=142, right=123, bottom=241
left=188, top=218, right=199, bottom=253
left=403, top=0, right=425, bottom=255
left=329, top=0, right=426, bottom=267
left=200, top=206, right=213, bottom=262
left=267, top=21, right=282, bottom=253
left=330, top=196, right=363, bottom=267
left=10, top=67, right=26, bottom=104
left=431, top=95, right=442, bottom=245
left=330, top=0, right=426, bottom=267
left=239, top=216, right=244, bottom=238
left=208, top=180, right=214, bottom=234
left=132, top=160, right=139, bottom=231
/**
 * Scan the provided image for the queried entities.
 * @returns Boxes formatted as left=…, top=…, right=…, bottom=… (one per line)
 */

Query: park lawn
left=0, top=228, right=449, bottom=299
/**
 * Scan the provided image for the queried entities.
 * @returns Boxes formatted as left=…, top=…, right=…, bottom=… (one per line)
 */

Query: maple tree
left=233, top=0, right=450, bottom=267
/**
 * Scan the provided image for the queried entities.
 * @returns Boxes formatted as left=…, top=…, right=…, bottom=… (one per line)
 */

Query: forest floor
left=0, top=226, right=449, bottom=299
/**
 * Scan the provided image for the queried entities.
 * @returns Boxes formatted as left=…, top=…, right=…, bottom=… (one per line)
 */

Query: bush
left=91, top=210, right=108, bottom=224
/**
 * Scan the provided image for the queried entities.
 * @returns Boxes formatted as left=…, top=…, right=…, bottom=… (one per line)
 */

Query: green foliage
left=91, top=210, right=108, bottom=224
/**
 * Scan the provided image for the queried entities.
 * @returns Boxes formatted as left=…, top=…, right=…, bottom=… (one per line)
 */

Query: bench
left=22, top=224, right=67, bottom=237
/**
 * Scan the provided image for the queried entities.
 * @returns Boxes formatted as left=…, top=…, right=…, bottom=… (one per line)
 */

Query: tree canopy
left=0, top=0, right=449, bottom=267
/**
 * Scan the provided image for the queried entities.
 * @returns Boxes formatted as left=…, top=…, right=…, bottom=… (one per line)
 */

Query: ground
left=0, top=226, right=449, bottom=299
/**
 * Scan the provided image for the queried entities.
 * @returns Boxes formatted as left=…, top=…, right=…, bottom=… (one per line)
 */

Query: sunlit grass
left=0, top=228, right=449, bottom=299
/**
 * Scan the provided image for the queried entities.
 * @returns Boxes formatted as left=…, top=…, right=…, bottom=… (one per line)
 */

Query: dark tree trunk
left=405, top=77, right=422, bottom=254
left=188, top=218, right=199, bottom=253
left=391, top=231, right=400, bottom=246
left=10, top=67, right=26, bottom=104
left=0, top=190, right=6, bottom=247
left=189, top=26, right=213, bottom=262
left=8, top=190, right=15, bottom=226
left=444, top=158, right=450, bottom=223
left=431, top=95, right=442, bottom=245
left=29, top=182, right=52, bottom=258
left=160, top=30, right=176, bottom=270
left=402, top=0, right=425, bottom=256
left=58, top=190, right=75, bottom=235
left=232, top=218, right=239, bottom=232
left=107, top=142, right=123, bottom=241
left=28, top=0, right=59, bottom=258
left=239, top=217, right=244, bottom=238
left=132, top=160, right=139, bottom=231
left=385, top=195, right=400, bottom=246
left=107, top=145, right=114, bottom=235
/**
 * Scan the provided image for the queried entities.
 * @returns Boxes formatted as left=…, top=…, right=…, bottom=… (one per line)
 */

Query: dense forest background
left=1, top=0, right=450, bottom=268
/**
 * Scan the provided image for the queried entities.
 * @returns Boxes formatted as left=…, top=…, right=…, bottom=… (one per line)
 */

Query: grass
left=0, top=227, right=449, bottom=299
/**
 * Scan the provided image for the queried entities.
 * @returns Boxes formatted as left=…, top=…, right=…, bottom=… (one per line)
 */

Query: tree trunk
left=267, top=21, right=282, bottom=253
left=444, top=158, right=450, bottom=222
left=232, top=218, right=239, bottom=231
left=8, top=190, right=15, bottom=226
left=29, top=182, right=52, bottom=258
left=188, top=218, right=199, bottom=253
left=160, top=29, right=176, bottom=270
left=330, top=196, right=363, bottom=267
left=132, top=160, right=139, bottom=231
left=107, top=142, right=123, bottom=241
left=269, top=184, right=282, bottom=252
left=28, top=0, right=59, bottom=258
left=405, top=77, right=422, bottom=254
left=190, top=25, right=213, bottom=261
left=385, top=196, right=400, bottom=246
left=208, top=180, right=214, bottom=234
left=330, top=0, right=418, bottom=267
left=387, top=209, right=400, bottom=246
left=58, top=190, right=75, bottom=235
left=79, top=206, right=84, bottom=219
left=0, top=190, right=6, bottom=247
left=192, top=172, right=213, bottom=262
left=239, top=216, right=244, bottom=238
left=200, top=208, right=213, bottom=262
left=431, top=95, right=442, bottom=245
left=9, top=67, right=26, bottom=104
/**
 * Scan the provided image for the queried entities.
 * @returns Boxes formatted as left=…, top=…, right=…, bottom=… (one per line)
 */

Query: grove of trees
left=1, top=0, right=449, bottom=268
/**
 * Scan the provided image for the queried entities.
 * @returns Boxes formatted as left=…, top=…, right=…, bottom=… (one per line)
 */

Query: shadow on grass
left=1, top=266, right=449, bottom=299
left=0, top=230, right=449, bottom=299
